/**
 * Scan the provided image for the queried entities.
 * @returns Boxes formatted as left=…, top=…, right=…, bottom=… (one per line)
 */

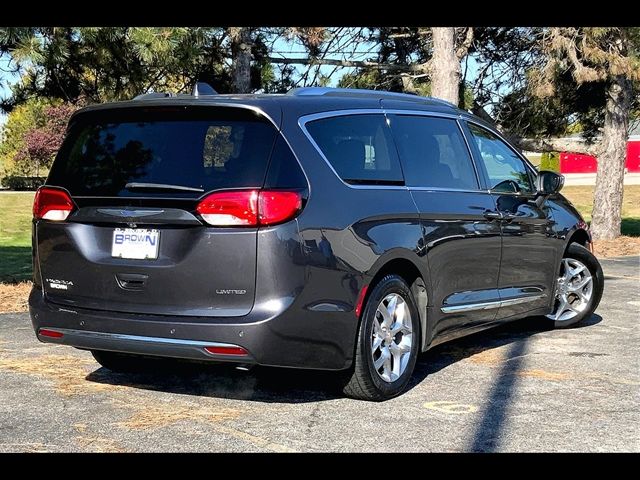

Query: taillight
left=38, top=328, right=64, bottom=338
left=33, top=187, right=75, bottom=221
left=196, top=190, right=259, bottom=226
left=204, top=345, right=248, bottom=356
left=197, top=190, right=302, bottom=227
left=258, top=191, right=303, bottom=226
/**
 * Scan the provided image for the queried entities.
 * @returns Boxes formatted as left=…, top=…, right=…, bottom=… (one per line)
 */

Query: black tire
left=544, top=243, right=604, bottom=329
left=91, top=350, right=162, bottom=373
left=342, top=274, right=421, bottom=401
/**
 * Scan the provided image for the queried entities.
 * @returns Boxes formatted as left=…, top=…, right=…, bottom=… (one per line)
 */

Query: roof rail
left=133, top=92, right=176, bottom=100
left=287, top=87, right=458, bottom=108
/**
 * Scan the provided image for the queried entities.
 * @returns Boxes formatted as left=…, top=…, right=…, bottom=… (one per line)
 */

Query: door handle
left=483, top=210, right=503, bottom=221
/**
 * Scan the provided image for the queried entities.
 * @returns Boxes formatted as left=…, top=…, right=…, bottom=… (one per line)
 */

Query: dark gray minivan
left=29, top=87, right=603, bottom=400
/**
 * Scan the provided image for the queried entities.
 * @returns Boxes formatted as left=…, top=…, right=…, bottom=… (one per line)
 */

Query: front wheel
left=545, top=243, right=604, bottom=328
left=342, top=274, right=421, bottom=401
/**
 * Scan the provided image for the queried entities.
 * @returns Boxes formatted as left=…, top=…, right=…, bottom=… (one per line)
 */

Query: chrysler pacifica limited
left=29, top=86, right=604, bottom=400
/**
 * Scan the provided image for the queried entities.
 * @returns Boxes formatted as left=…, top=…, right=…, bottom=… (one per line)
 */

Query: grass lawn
left=561, top=185, right=640, bottom=236
left=0, top=187, right=638, bottom=285
left=525, top=154, right=542, bottom=168
left=0, top=192, right=34, bottom=283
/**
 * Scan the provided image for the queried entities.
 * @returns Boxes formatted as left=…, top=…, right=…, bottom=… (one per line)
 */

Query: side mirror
left=536, top=170, right=564, bottom=196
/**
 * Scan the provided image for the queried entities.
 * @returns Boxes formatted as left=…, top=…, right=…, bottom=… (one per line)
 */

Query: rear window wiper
left=125, top=182, right=205, bottom=193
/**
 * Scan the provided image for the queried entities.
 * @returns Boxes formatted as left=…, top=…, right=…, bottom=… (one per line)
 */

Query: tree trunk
left=590, top=75, right=633, bottom=240
left=229, top=27, right=253, bottom=93
left=513, top=137, right=599, bottom=157
left=430, top=27, right=459, bottom=105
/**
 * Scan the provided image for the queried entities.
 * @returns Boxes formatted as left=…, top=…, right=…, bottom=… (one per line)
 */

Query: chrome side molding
left=441, top=294, right=546, bottom=314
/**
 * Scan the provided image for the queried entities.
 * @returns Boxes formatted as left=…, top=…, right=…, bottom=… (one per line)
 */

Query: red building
left=560, top=134, right=640, bottom=174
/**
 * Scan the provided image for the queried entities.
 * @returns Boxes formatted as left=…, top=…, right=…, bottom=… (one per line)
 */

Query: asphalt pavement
left=0, top=256, right=638, bottom=452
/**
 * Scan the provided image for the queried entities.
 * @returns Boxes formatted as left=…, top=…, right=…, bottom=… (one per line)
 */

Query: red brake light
left=33, top=187, right=74, bottom=221
left=39, top=328, right=64, bottom=338
left=204, top=345, right=248, bottom=356
left=196, top=190, right=259, bottom=226
left=197, top=190, right=302, bottom=227
left=258, top=191, right=303, bottom=226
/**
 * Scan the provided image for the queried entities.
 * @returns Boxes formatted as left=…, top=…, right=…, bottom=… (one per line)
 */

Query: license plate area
left=111, top=228, right=160, bottom=260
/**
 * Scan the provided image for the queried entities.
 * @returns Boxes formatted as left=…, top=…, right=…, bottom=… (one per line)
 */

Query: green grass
left=562, top=185, right=640, bottom=237
left=0, top=192, right=34, bottom=283
left=525, top=154, right=542, bottom=168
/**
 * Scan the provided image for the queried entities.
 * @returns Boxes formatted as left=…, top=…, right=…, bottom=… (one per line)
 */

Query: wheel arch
left=566, top=228, right=591, bottom=252
left=365, top=252, right=430, bottom=351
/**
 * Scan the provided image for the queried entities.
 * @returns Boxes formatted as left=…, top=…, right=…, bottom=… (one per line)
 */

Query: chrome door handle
left=483, top=210, right=503, bottom=220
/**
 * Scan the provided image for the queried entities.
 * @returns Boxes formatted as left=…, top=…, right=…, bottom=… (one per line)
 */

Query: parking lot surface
left=1, top=256, right=638, bottom=452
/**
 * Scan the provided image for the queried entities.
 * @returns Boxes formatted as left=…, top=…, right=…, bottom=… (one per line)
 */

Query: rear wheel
left=545, top=243, right=604, bottom=328
left=342, top=275, right=420, bottom=401
left=91, top=350, right=162, bottom=373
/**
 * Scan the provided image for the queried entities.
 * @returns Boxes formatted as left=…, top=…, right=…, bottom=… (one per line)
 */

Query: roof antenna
left=192, top=82, right=218, bottom=97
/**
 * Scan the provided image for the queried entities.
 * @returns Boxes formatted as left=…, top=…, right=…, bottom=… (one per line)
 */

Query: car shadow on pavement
left=410, top=314, right=602, bottom=452
left=410, top=314, right=603, bottom=386
left=86, top=358, right=345, bottom=403
left=85, top=314, right=602, bottom=405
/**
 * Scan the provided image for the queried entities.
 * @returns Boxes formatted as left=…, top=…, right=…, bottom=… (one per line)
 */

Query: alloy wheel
left=371, top=293, right=413, bottom=382
left=547, top=258, right=594, bottom=322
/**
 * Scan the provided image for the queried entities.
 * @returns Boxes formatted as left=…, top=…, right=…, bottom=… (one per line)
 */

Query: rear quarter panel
left=280, top=120, right=426, bottom=362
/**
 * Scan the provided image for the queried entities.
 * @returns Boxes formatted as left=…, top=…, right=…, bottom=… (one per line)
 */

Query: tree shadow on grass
left=621, top=218, right=640, bottom=237
left=0, top=246, right=32, bottom=283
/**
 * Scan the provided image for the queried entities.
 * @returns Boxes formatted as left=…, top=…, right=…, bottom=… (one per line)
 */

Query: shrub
left=1, top=175, right=47, bottom=191
left=540, top=152, right=560, bottom=172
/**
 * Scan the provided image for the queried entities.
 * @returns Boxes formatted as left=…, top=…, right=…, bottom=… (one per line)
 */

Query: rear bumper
left=36, top=327, right=254, bottom=364
left=29, top=288, right=356, bottom=370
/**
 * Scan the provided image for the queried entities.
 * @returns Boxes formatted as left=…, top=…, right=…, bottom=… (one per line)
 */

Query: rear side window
left=304, top=114, right=404, bottom=185
left=48, top=107, right=278, bottom=197
left=264, top=135, right=307, bottom=189
left=389, top=115, right=478, bottom=189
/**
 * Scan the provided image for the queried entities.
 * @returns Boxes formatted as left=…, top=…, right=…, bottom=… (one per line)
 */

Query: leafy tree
left=529, top=28, right=639, bottom=240
left=0, top=27, right=231, bottom=110
left=0, top=27, right=307, bottom=106
left=494, top=73, right=607, bottom=142
left=0, top=98, right=54, bottom=176
left=491, top=28, right=639, bottom=240
left=14, top=103, right=77, bottom=176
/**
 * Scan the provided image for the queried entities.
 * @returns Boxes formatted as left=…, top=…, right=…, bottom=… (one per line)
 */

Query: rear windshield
left=48, top=107, right=278, bottom=197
